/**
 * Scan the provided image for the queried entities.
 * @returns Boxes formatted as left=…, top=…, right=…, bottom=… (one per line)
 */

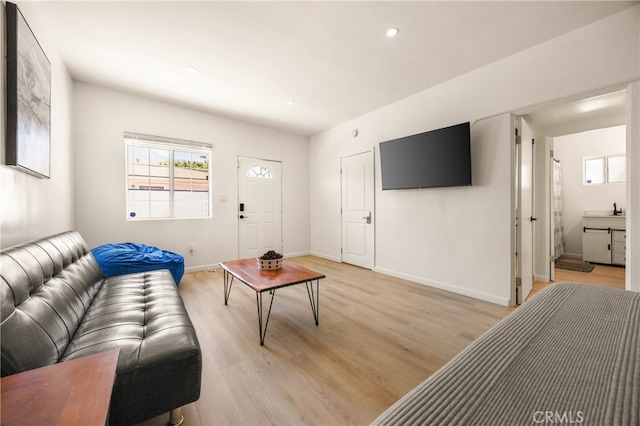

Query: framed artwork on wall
left=5, top=2, right=51, bottom=178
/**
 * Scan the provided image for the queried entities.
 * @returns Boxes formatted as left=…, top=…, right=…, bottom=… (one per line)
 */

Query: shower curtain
left=553, top=159, right=566, bottom=259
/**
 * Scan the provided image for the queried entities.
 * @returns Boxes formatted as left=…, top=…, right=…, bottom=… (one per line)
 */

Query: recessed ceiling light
left=386, top=27, right=399, bottom=37
left=188, top=67, right=199, bottom=74
left=578, top=101, right=604, bottom=113
left=577, top=91, right=625, bottom=113
left=287, top=99, right=295, bottom=106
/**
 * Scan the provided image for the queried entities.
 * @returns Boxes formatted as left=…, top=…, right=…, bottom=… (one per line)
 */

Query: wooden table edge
left=219, top=259, right=326, bottom=293
left=1, top=348, right=120, bottom=426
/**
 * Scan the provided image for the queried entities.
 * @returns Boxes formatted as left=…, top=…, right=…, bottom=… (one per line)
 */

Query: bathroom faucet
left=613, top=203, right=622, bottom=216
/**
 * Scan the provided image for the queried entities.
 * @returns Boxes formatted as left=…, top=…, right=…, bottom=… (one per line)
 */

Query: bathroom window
left=607, top=155, right=626, bottom=183
left=584, top=158, right=604, bottom=185
left=125, top=133, right=212, bottom=220
left=584, top=154, right=626, bottom=185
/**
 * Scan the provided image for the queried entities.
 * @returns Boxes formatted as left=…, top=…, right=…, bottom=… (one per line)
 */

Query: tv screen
left=379, top=122, right=471, bottom=190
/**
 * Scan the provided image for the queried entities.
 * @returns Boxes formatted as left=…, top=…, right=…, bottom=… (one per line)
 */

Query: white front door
left=238, top=157, right=282, bottom=259
left=517, top=117, right=534, bottom=303
left=341, top=151, right=374, bottom=269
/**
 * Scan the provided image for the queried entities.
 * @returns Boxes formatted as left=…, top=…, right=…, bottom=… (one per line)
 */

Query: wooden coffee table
left=219, top=258, right=326, bottom=345
left=1, top=348, right=119, bottom=425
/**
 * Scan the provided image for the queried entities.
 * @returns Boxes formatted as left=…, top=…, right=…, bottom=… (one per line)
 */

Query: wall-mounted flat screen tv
left=379, top=122, right=471, bottom=190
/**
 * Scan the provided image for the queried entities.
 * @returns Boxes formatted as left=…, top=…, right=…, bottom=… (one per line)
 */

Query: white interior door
left=517, top=117, right=534, bottom=303
left=549, top=161, right=556, bottom=282
left=238, top=157, right=282, bottom=259
left=341, top=151, right=374, bottom=269
left=549, top=138, right=556, bottom=282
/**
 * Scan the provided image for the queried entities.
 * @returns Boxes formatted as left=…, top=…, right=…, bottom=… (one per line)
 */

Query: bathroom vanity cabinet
left=611, top=230, right=626, bottom=265
left=582, top=215, right=626, bottom=266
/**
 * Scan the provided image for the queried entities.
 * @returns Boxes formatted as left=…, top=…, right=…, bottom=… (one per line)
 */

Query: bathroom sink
left=583, top=210, right=625, bottom=218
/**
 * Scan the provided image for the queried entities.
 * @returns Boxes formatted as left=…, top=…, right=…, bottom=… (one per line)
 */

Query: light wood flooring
left=529, top=257, right=625, bottom=299
left=144, top=256, right=513, bottom=426
left=145, top=256, right=624, bottom=425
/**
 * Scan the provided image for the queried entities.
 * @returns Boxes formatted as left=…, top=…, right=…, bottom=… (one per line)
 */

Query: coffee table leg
left=306, top=279, right=320, bottom=325
left=223, top=271, right=234, bottom=305
left=257, top=290, right=276, bottom=345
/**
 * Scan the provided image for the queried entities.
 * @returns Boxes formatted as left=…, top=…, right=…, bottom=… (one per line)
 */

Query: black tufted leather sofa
left=1, top=231, right=202, bottom=425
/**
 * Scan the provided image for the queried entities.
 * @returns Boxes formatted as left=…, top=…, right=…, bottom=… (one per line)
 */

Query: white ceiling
left=524, top=90, right=628, bottom=137
left=31, top=1, right=637, bottom=136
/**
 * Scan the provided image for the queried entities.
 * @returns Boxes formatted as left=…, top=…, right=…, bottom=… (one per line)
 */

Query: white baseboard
left=534, top=274, right=550, bottom=282
left=563, top=253, right=582, bottom=259
left=186, top=257, right=511, bottom=307
left=185, top=263, right=221, bottom=273
left=373, top=266, right=511, bottom=307
left=184, top=251, right=312, bottom=274
left=284, top=251, right=311, bottom=258
left=309, top=251, right=341, bottom=263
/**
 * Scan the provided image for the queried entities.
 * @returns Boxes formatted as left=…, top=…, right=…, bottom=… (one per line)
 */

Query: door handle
left=362, top=212, right=372, bottom=224
left=240, top=215, right=248, bottom=219
left=529, top=217, right=537, bottom=222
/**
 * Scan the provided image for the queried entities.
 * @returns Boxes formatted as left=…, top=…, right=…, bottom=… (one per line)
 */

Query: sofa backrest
left=1, top=231, right=105, bottom=376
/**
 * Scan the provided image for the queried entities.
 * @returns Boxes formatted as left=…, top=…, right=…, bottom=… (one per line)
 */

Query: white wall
left=0, top=1, right=75, bottom=249
left=310, top=6, right=640, bottom=305
left=627, top=81, right=640, bottom=292
left=73, top=83, right=310, bottom=271
left=553, top=126, right=627, bottom=257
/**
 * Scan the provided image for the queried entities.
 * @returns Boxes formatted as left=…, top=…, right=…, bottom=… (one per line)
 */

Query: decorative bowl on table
left=258, top=251, right=283, bottom=270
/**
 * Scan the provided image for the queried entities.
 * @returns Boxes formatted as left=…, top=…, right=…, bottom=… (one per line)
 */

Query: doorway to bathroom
left=516, top=88, right=630, bottom=300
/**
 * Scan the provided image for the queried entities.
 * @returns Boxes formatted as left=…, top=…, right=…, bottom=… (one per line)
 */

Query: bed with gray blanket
left=372, top=282, right=639, bottom=425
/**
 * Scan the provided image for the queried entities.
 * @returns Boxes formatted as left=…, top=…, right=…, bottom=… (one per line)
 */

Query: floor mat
left=555, top=260, right=595, bottom=273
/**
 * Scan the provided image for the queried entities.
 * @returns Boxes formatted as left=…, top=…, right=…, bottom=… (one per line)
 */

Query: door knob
left=362, top=212, right=372, bottom=224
